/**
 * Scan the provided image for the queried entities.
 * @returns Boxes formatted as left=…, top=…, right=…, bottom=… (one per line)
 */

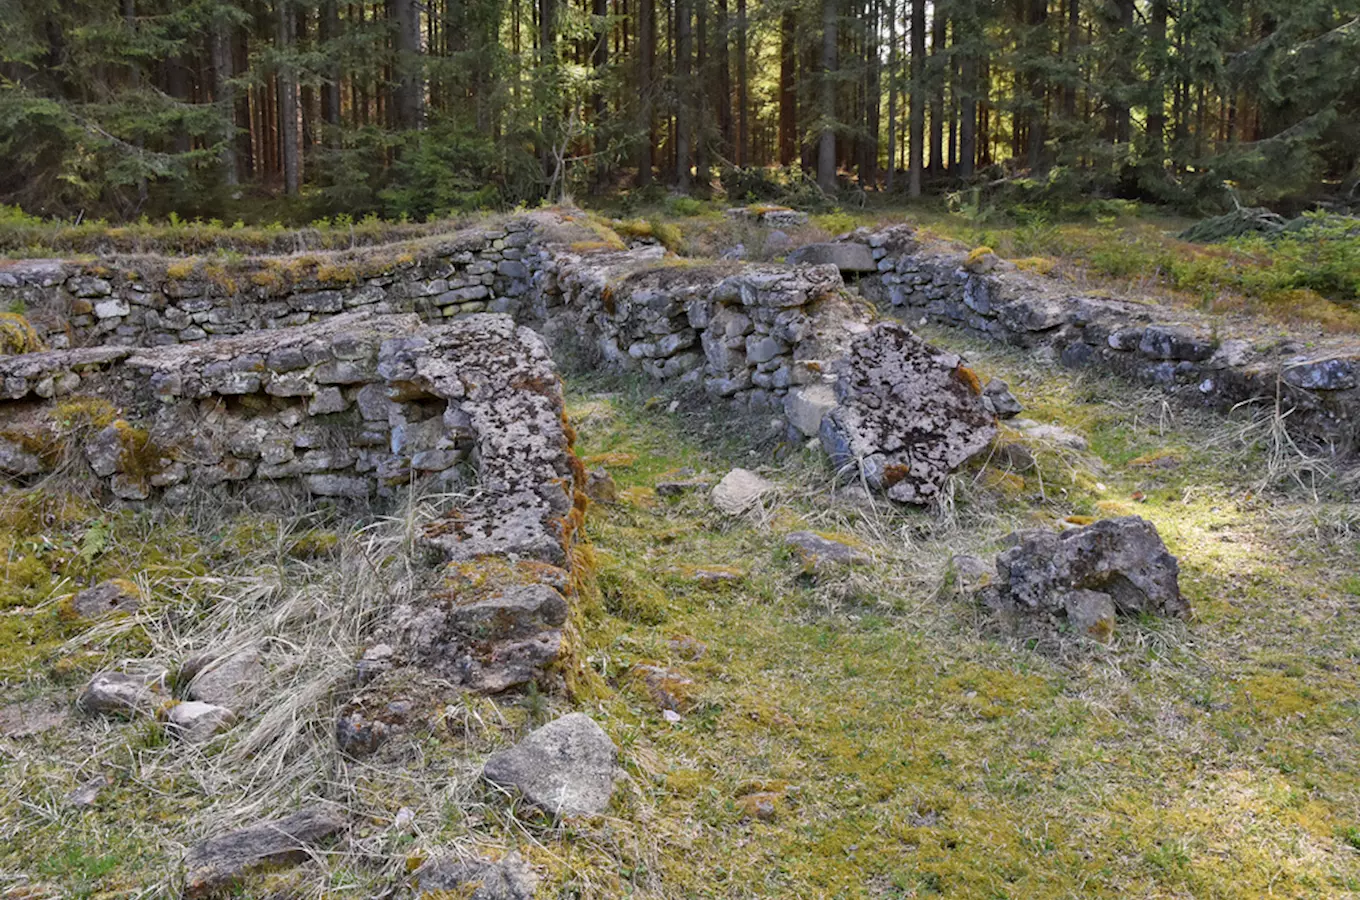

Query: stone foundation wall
left=0, top=221, right=537, bottom=349
left=0, top=312, right=573, bottom=512
left=855, top=226, right=1360, bottom=448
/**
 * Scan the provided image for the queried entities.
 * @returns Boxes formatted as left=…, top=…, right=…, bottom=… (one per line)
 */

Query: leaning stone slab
left=182, top=803, right=346, bottom=898
left=820, top=322, right=996, bottom=505
left=411, top=851, right=538, bottom=900
left=482, top=713, right=618, bottom=817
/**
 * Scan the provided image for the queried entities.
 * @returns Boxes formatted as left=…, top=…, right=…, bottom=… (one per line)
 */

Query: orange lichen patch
left=601, top=284, right=617, bottom=316
left=1063, top=514, right=1097, bottom=527
left=954, top=364, right=983, bottom=395
left=582, top=451, right=637, bottom=469
left=882, top=463, right=911, bottom=488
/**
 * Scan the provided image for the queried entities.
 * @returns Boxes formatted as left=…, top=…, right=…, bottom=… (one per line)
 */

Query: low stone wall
left=531, top=244, right=869, bottom=416
left=854, top=226, right=1360, bottom=448
left=0, top=221, right=537, bottom=349
left=0, top=311, right=571, bottom=511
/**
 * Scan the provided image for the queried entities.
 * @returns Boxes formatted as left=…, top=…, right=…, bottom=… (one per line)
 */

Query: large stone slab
left=182, top=804, right=346, bottom=897
left=820, top=322, right=996, bottom=505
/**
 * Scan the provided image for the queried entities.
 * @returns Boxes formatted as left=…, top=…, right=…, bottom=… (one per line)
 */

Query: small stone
left=982, top=379, right=1022, bottom=418
left=585, top=468, right=617, bottom=503
left=482, top=713, right=618, bottom=817
left=307, top=386, right=350, bottom=415
left=948, top=554, right=991, bottom=593
left=412, top=852, right=538, bottom=900
left=763, top=230, right=793, bottom=256
left=711, top=468, right=775, bottom=515
left=783, top=383, right=837, bottom=438
left=0, top=437, right=44, bottom=477
left=93, top=298, right=131, bottom=319
left=65, top=773, right=113, bottom=808
left=630, top=664, right=696, bottom=712
left=738, top=791, right=784, bottom=822
left=1011, top=419, right=1088, bottom=451
left=182, top=804, right=346, bottom=898
left=784, top=531, right=870, bottom=573
left=1281, top=357, right=1356, bottom=391
left=184, top=648, right=265, bottom=712
left=77, top=668, right=169, bottom=717
left=163, top=701, right=236, bottom=743
left=655, top=477, right=713, bottom=497
left=304, top=474, right=371, bottom=499
left=667, top=635, right=708, bottom=660
left=71, top=579, right=140, bottom=619
left=0, top=699, right=69, bottom=737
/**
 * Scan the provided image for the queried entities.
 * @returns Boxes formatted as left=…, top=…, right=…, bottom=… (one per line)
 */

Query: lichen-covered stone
left=482, top=713, right=618, bottom=817
left=182, top=804, right=346, bottom=898
left=820, top=322, right=996, bottom=505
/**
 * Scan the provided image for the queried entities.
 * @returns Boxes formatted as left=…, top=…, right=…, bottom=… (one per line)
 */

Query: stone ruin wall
left=852, top=226, right=1360, bottom=449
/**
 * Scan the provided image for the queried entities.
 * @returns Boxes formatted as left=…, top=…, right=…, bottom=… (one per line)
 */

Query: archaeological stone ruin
left=3, top=206, right=1348, bottom=895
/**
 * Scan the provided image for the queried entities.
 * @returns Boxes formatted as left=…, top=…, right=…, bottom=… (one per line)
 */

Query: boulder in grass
left=411, top=852, right=538, bottom=900
left=182, top=804, right=346, bottom=898
left=77, top=668, right=168, bottom=718
left=482, top=713, right=618, bottom=817
left=982, top=516, right=1185, bottom=638
left=71, top=579, right=140, bottom=619
left=711, top=468, right=775, bottom=515
left=784, top=531, right=870, bottom=573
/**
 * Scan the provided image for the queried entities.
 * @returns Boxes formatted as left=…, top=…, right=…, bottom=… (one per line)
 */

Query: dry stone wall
left=854, top=225, right=1360, bottom=448
left=0, top=221, right=538, bottom=350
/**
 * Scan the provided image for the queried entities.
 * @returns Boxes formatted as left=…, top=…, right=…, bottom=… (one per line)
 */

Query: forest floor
left=3, top=325, right=1359, bottom=898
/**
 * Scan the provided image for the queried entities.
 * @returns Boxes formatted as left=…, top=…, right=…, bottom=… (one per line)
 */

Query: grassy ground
left=2, top=340, right=1359, bottom=898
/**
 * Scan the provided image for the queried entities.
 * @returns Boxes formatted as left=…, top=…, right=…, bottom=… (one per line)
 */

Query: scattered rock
left=1281, top=357, right=1356, bottom=391
left=947, top=554, right=992, bottom=593
left=411, top=852, right=538, bottom=900
left=711, top=468, right=775, bottom=515
left=982, top=379, right=1022, bottom=418
left=630, top=664, right=696, bottom=712
left=786, top=242, right=878, bottom=274
left=182, top=803, right=346, bottom=898
left=0, top=699, right=69, bottom=737
left=677, top=565, right=745, bottom=588
left=1011, top=418, right=1088, bottom=451
left=584, top=468, right=617, bottom=503
left=667, top=635, right=708, bottom=660
left=763, top=230, right=794, bottom=256
left=962, top=248, right=1003, bottom=274
left=784, top=531, right=870, bottom=573
left=77, top=668, right=169, bottom=717
left=183, top=647, right=266, bottom=712
left=70, top=579, right=141, bottom=619
left=984, top=516, right=1185, bottom=634
left=163, top=701, right=237, bottom=743
left=65, top=774, right=113, bottom=808
left=655, top=475, right=714, bottom=497
left=737, top=790, right=784, bottom=822
left=482, top=713, right=618, bottom=817
left=820, top=323, right=996, bottom=505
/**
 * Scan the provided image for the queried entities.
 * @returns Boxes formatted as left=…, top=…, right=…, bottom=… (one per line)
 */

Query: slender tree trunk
left=928, top=0, right=945, bottom=176
left=1063, top=0, right=1078, bottom=120
left=277, top=0, right=300, bottom=194
left=816, top=0, right=838, bottom=192
left=908, top=0, right=925, bottom=195
left=636, top=0, right=654, bottom=185
left=886, top=0, right=898, bottom=190
left=592, top=0, right=608, bottom=184
left=539, top=0, right=557, bottom=177
left=778, top=10, right=797, bottom=166
left=675, top=0, right=693, bottom=188
left=863, top=0, right=879, bottom=188
left=1026, top=0, right=1047, bottom=172
left=1147, top=0, right=1168, bottom=163
left=736, top=0, right=748, bottom=166
left=211, top=14, right=238, bottom=186
left=395, top=0, right=424, bottom=129
left=696, top=0, right=712, bottom=188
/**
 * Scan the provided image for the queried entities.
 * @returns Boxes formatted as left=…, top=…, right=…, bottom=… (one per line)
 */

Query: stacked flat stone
left=0, top=221, right=539, bottom=349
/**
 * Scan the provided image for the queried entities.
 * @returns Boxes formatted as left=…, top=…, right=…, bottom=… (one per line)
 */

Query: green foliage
left=719, top=166, right=833, bottom=213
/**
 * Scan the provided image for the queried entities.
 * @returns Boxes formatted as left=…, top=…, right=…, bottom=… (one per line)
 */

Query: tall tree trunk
left=321, top=0, right=342, bottom=142
left=1026, top=0, right=1047, bottom=172
left=277, top=0, right=300, bottom=194
left=539, top=0, right=557, bottom=177
left=636, top=0, right=655, bottom=184
left=212, top=15, right=238, bottom=186
left=908, top=0, right=925, bottom=196
left=1062, top=0, right=1078, bottom=120
left=395, top=0, right=424, bottom=129
left=778, top=10, right=797, bottom=166
left=675, top=0, right=693, bottom=188
left=736, top=0, right=748, bottom=166
left=696, top=0, right=711, bottom=188
left=715, top=0, right=733, bottom=162
left=592, top=0, right=609, bottom=183
left=886, top=0, right=898, bottom=190
left=928, top=0, right=945, bottom=176
left=862, top=0, right=879, bottom=188
left=1147, top=0, right=1168, bottom=163
left=816, top=0, right=837, bottom=192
